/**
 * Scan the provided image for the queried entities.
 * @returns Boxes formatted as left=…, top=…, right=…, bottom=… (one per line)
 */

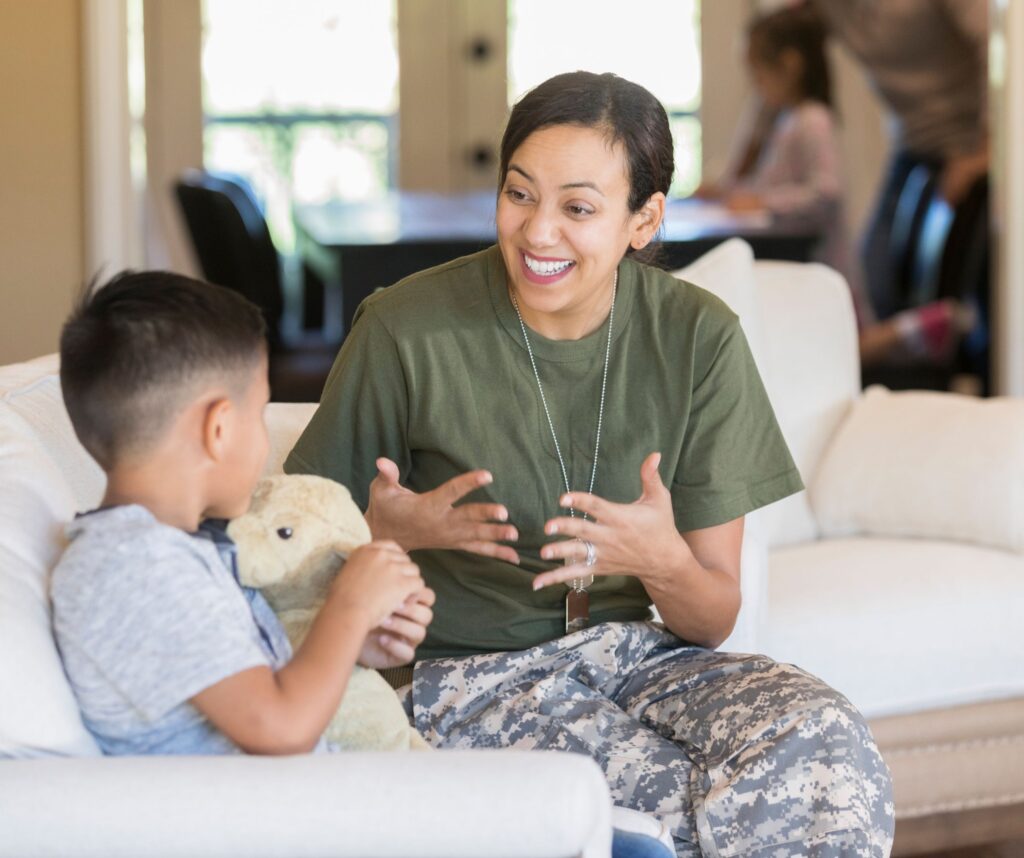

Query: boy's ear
left=202, top=396, right=234, bottom=461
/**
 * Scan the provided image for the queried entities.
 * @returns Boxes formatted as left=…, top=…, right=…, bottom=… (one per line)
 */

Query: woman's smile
left=519, top=249, right=577, bottom=284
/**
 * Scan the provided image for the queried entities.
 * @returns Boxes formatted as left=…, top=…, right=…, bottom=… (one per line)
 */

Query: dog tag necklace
left=510, top=270, right=616, bottom=634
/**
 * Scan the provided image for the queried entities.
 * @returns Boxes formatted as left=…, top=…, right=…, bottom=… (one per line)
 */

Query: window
left=201, top=0, right=398, bottom=250
left=507, top=0, right=702, bottom=197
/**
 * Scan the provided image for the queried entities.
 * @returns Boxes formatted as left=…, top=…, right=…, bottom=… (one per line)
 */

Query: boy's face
left=207, top=355, right=271, bottom=520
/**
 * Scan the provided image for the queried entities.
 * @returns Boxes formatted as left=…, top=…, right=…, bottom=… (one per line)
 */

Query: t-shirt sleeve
left=671, top=315, right=803, bottom=532
left=57, top=549, right=271, bottom=723
left=284, top=303, right=410, bottom=511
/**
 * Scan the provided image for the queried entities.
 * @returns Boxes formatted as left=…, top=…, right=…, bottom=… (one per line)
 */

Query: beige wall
left=0, top=0, right=85, bottom=365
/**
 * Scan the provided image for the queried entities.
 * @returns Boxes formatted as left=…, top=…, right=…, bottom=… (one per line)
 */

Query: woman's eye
left=276, top=527, right=293, bottom=540
left=566, top=204, right=593, bottom=217
left=505, top=188, right=530, bottom=203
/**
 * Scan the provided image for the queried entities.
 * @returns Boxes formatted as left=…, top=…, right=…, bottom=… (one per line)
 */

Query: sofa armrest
left=0, top=750, right=611, bottom=858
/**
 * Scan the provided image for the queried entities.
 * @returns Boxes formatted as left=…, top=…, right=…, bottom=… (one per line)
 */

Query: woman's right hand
left=364, top=457, right=520, bottom=564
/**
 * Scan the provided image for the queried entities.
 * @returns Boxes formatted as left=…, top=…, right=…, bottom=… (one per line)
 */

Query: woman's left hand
left=532, top=452, right=692, bottom=590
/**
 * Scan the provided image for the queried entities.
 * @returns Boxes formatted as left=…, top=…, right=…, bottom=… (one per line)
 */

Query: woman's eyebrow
left=508, top=165, right=605, bottom=196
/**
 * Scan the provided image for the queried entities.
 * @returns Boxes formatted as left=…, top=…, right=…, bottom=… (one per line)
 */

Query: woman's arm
left=642, top=518, right=743, bottom=649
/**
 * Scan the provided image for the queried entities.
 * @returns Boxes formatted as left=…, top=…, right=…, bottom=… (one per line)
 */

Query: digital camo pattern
left=412, top=621, right=894, bottom=857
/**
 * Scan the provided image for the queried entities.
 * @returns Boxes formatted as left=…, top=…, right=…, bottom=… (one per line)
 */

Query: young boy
left=51, top=271, right=433, bottom=755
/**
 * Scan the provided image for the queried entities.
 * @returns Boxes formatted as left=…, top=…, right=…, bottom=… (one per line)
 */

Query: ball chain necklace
left=510, top=270, right=617, bottom=634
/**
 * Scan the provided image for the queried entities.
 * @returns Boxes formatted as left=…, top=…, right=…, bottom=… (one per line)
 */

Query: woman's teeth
left=524, top=255, right=574, bottom=276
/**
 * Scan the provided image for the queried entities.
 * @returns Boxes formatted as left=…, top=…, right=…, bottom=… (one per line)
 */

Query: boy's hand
left=358, top=587, right=436, bottom=669
left=327, top=540, right=424, bottom=631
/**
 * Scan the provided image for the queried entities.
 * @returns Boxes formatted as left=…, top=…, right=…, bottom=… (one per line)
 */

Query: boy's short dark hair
left=59, top=270, right=267, bottom=470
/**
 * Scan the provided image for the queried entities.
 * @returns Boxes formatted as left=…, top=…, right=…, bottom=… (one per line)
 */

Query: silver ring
left=580, top=539, right=597, bottom=568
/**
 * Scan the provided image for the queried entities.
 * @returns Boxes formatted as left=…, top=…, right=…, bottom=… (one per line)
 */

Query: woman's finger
left=559, top=491, right=617, bottom=521
left=457, top=540, right=521, bottom=565
left=434, top=469, right=493, bottom=506
left=454, top=521, right=518, bottom=544
left=539, top=536, right=598, bottom=564
left=542, top=516, right=602, bottom=542
left=532, top=563, right=602, bottom=591
left=459, top=502, right=511, bottom=523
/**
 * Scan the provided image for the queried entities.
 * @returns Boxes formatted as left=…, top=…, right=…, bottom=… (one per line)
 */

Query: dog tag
left=565, top=589, right=589, bottom=634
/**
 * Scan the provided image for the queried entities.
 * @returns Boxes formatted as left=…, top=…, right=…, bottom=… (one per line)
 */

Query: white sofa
left=2, top=240, right=1022, bottom=855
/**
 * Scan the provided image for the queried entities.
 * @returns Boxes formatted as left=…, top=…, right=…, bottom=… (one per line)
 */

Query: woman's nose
left=522, top=205, right=559, bottom=248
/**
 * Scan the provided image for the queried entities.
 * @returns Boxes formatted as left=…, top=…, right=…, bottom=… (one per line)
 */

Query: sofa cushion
left=811, top=386, right=1024, bottom=553
left=763, top=537, right=1024, bottom=720
left=0, top=407, right=100, bottom=757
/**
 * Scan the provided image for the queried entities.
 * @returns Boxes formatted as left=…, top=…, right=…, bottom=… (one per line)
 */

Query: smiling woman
left=284, top=71, right=895, bottom=856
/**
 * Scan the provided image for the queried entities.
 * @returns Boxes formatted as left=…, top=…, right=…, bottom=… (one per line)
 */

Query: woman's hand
left=532, top=452, right=744, bottom=648
left=365, top=457, right=520, bottom=564
left=358, top=587, right=436, bottom=669
left=532, top=453, right=691, bottom=590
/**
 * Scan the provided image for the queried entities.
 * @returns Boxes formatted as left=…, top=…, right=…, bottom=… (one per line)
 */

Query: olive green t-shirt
left=284, top=245, right=802, bottom=659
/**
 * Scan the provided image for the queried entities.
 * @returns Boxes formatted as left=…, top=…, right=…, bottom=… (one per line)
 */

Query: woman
left=285, top=71, right=894, bottom=857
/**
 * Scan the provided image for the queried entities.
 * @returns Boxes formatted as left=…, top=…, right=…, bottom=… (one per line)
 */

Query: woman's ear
left=630, top=192, right=666, bottom=250
left=201, top=397, right=233, bottom=462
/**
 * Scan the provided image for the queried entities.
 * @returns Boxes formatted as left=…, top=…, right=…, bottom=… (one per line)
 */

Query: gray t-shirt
left=50, top=505, right=296, bottom=755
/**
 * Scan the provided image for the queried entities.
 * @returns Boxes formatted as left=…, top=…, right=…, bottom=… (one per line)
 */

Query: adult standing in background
left=813, top=0, right=989, bottom=320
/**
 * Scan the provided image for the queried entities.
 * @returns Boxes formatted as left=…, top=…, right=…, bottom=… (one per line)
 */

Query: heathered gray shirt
left=817, top=0, right=988, bottom=158
left=50, top=505, right=296, bottom=755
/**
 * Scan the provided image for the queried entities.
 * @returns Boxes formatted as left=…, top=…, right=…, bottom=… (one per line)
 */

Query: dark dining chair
left=174, top=170, right=338, bottom=402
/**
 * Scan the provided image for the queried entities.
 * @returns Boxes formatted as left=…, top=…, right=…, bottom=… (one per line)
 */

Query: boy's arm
left=192, top=541, right=423, bottom=755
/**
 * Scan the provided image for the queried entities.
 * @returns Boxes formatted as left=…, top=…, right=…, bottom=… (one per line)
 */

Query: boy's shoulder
left=51, top=505, right=222, bottom=614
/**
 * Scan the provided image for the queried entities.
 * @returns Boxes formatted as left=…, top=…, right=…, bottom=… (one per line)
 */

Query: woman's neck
left=510, top=280, right=616, bottom=341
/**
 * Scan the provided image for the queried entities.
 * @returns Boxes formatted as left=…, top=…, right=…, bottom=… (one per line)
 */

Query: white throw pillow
left=810, top=386, right=1024, bottom=553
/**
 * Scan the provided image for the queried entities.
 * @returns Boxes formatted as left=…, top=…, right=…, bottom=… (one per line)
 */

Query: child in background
left=700, top=3, right=971, bottom=367
left=51, top=272, right=433, bottom=755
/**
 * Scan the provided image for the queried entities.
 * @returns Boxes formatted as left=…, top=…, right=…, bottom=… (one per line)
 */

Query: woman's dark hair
left=747, top=3, right=832, bottom=108
left=498, top=71, right=674, bottom=263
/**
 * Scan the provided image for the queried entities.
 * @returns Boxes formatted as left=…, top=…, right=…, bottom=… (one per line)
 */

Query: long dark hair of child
left=747, top=2, right=833, bottom=109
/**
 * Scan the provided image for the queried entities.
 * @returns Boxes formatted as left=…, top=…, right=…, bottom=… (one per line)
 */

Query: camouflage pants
left=412, top=621, right=895, bottom=858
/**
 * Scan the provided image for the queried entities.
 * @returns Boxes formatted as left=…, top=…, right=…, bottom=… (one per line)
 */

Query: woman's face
left=496, top=123, right=662, bottom=339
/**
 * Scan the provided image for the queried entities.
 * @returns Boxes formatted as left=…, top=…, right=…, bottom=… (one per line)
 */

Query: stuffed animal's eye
left=276, top=527, right=293, bottom=540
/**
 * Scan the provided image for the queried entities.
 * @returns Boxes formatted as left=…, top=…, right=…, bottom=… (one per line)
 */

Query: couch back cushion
left=0, top=358, right=102, bottom=757
left=811, top=386, right=1024, bottom=553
